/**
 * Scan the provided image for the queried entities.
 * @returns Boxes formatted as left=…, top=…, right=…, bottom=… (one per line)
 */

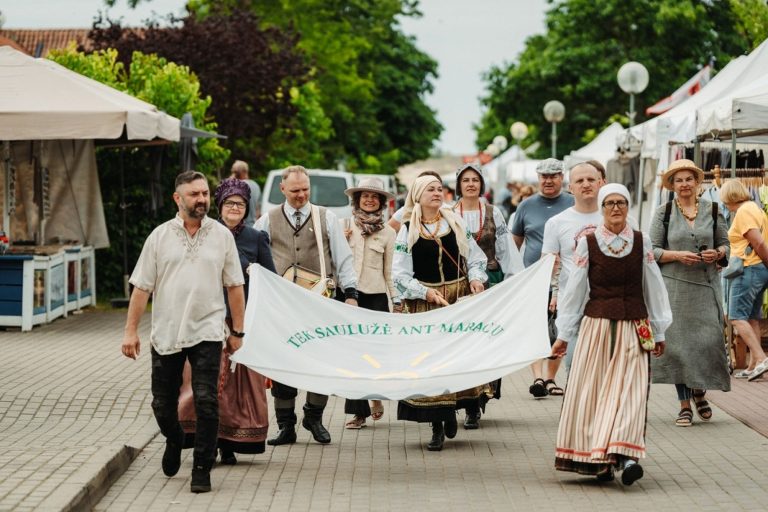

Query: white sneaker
left=748, top=358, right=768, bottom=381
left=734, top=369, right=752, bottom=379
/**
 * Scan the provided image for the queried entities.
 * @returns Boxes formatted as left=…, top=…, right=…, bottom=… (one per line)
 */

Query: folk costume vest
left=583, top=231, right=648, bottom=320
left=406, top=221, right=466, bottom=285
left=268, top=204, right=334, bottom=279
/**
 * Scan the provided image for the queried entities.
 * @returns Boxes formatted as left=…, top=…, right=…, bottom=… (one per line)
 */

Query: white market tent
left=485, top=145, right=541, bottom=187
left=0, top=45, right=179, bottom=141
left=696, top=73, right=768, bottom=136
left=0, top=44, right=181, bottom=247
left=564, top=122, right=625, bottom=170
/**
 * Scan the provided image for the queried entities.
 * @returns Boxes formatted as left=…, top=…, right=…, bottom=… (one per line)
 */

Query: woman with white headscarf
left=392, top=174, right=489, bottom=451
left=551, top=184, right=672, bottom=486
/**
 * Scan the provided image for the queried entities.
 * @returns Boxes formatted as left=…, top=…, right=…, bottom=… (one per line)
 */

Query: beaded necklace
left=419, top=211, right=442, bottom=239
left=605, top=238, right=629, bottom=256
left=675, top=198, right=699, bottom=221
left=458, top=201, right=483, bottom=242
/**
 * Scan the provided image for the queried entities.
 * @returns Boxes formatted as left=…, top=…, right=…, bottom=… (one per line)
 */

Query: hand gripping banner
left=231, top=254, right=555, bottom=400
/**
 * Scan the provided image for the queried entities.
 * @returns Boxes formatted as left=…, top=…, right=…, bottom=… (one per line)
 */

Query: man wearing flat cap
left=510, top=158, right=574, bottom=399
left=254, top=165, right=358, bottom=446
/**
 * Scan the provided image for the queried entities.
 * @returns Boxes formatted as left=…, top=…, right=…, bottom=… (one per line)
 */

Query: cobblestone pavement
left=3, top=311, right=768, bottom=511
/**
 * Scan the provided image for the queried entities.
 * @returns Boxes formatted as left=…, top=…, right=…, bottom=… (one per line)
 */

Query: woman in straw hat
left=551, top=184, right=672, bottom=485
left=648, top=159, right=731, bottom=428
left=452, top=163, right=524, bottom=429
left=392, top=174, right=489, bottom=451
left=178, top=178, right=276, bottom=465
left=720, top=179, right=768, bottom=381
left=340, top=177, right=398, bottom=429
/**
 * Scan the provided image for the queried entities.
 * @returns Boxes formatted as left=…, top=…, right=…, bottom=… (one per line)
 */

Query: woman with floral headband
left=551, top=183, right=672, bottom=485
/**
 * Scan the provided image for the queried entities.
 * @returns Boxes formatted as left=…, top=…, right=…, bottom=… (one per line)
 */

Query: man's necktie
left=294, top=211, right=302, bottom=230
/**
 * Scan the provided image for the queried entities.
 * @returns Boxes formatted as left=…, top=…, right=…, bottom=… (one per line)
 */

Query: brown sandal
left=675, top=407, right=693, bottom=427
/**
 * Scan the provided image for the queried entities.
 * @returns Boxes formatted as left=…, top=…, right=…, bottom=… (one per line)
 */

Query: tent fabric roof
left=696, top=73, right=768, bottom=134
left=564, top=122, right=624, bottom=170
left=0, top=45, right=179, bottom=141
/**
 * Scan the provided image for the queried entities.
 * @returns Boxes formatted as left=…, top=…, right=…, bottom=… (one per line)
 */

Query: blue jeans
left=151, top=341, right=221, bottom=468
left=728, top=263, right=768, bottom=320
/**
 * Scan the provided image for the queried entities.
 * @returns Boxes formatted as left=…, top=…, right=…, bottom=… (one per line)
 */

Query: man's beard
left=182, top=201, right=209, bottom=219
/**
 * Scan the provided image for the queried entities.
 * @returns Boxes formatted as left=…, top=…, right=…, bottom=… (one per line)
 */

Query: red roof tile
left=0, top=29, right=93, bottom=57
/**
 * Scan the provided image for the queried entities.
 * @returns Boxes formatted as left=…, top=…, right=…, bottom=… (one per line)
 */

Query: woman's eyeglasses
left=222, top=200, right=246, bottom=209
left=602, top=200, right=629, bottom=210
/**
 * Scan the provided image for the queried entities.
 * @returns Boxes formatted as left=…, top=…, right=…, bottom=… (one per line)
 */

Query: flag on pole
left=646, top=65, right=711, bottom=116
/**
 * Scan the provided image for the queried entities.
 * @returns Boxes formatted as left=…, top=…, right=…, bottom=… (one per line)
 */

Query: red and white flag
left=646, top=65, right=711, bottom=116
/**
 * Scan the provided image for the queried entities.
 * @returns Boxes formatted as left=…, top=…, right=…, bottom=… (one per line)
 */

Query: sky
left=1, top=0, right=549, bottom=156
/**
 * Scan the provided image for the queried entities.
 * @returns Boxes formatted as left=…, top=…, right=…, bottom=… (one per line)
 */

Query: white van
left=261, top=169, right=355, bottom=219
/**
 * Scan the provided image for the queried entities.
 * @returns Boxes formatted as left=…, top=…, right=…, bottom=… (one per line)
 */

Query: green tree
left=187, top=0, right=441, bottom=172
left=48, top=45, right=229, bottom=298
left=730, top=0, right=768, bottom=50
left=476, top=0, right=755, bottom=158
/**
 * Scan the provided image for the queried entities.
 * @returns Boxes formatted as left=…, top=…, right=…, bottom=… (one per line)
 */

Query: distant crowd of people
left=123, top=155, right=766, bottom=492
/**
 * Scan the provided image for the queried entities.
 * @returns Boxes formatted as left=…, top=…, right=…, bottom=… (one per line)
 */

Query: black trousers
left=151, top=341, right=221, bottom=468
left=344, top=292, right=390, bottom=417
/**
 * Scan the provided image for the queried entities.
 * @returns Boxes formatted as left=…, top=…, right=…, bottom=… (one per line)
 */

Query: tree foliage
left=48, top=45, right=229, bottom=298
left=88, top=9, right=310, bottom=177
left=186, top=0, right=442, bottom=173
left=476, top=0, right=759, bottom=158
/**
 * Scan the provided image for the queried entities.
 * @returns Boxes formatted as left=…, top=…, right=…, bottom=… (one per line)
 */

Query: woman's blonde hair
left=720, top=179, right=751, bottom=204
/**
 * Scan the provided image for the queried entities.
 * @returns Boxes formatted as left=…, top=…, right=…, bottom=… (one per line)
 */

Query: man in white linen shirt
left=254, top=165, right=358, bottom=446
left=122, top=171, right=245, bottom=494
left=542, top=162, right=604, bottom=374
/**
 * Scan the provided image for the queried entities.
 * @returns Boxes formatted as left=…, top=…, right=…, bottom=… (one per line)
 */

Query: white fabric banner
left=231, top=255, right=555, bottom=400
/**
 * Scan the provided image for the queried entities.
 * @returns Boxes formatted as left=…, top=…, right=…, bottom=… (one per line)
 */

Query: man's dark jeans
left=151, top=341, right=221, bottom=468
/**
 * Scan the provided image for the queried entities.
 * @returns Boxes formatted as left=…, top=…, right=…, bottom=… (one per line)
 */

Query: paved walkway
left=2, top=311, right=768, bottom=511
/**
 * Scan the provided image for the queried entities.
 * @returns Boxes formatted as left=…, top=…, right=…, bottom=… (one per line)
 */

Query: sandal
left=734, top=369, right=752, bottom=379
left=544, top=379, right=564, bottom=396
left=529, top=378, right=548, bottom=399
left=345, top=416, right=367, bottom=429
left=675, top=407, right=693, bottom=427
left=370, top=401, right=384, bottom=421
left=692, top=390, right=712, bottom=422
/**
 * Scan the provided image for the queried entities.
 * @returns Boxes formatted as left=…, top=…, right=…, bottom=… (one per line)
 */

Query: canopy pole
left=731, top=130, right=737, bottom=178
left=2, top=142, right=11, bottom=236
left=637, top=157, right=645, bottom=227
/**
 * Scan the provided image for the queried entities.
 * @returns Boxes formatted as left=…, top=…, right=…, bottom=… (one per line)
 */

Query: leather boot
left=267, top=408, right=298, bottom=446
left=427, top=422, right=445, bottom=451
left=190, top=462, right=212, bottom=493
left=463, top=410, right=481, bottom=430
left=301, top=403, right=331, bottom=444
left=160, top=424, right=185, bottom=477
left=444, top=414, right=458, bottom=439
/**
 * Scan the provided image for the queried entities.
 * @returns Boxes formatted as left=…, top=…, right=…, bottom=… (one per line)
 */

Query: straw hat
left=661, top=159, right=704, bottom=190
left=344, top=177, right=395, bottom=199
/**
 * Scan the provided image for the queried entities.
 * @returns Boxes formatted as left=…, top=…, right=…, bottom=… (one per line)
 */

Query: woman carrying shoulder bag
left=721, top=179, right=768, bottom=381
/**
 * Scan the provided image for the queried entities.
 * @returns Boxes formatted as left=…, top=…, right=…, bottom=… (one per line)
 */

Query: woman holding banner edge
left=340, top=177, right=398, bottom=429
left=392, top=174, right=489, bottom=451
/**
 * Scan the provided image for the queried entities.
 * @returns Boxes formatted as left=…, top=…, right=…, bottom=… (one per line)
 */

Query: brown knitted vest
left=474, top=205, right=499, bottom=271
left=583, top=231, right=648, bottom=320
left=268, top=204, right=334, bottom=278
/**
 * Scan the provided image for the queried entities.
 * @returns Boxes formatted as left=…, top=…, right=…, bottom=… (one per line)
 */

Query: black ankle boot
left=267, top=424, right=297, bottom=446
left=219, top=448, right=237, bottom=465
left=427, top=422, right=445, bottom=451
left=444, top=414, right=458, bottom=439
left=161, top=429, right=184, bottom=477
left=463, top=410, right=481, bottom=430
left=190, top=464, right=211, bottom=493
left=302, top=403, right=331, bottom=444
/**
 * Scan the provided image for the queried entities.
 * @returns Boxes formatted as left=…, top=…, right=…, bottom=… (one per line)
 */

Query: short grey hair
left=281, top=165, right=310, bottom=181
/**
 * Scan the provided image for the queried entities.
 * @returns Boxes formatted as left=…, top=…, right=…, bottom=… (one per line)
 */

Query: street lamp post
left=543, top=100, right=565, bottom=158
left=617, top=61, right=649, bottom=128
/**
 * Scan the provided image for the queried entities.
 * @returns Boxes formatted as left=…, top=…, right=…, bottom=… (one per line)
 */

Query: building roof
left=0, top=29, right=93, bottom=57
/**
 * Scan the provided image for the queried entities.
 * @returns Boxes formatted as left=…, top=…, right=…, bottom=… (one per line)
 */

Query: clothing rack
left=703, top=165, right=767, bottom=187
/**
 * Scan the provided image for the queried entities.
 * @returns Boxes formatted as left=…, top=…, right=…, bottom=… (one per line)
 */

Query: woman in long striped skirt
left=550, top=184, right=672, bottom=485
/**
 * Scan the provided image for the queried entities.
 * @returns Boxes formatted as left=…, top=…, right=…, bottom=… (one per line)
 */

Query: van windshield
left=267, top=175, right=350, bottom=207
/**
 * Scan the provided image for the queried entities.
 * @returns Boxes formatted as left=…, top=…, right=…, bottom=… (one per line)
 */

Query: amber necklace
left=605, top=238, right=629, bottom=256
left=458, top=201, right=483, bottom=242
left=675, top=198, right=699, bottom=221
left=419, top=211, right=442, bottom=239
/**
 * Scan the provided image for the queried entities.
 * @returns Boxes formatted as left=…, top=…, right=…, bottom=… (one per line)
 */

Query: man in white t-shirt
left=541, top=162, right=604, bottom=373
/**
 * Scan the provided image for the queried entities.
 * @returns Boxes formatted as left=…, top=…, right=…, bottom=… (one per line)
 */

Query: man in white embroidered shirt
left=255, top=165, right=358, bottom=446
left=122, top=171, right=245, bottom=494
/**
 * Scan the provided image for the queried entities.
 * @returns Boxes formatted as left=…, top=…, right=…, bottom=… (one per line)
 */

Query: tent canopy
left=564, top=122, right=624, bottom=170
left=696, top=73, right=768, bottom=135
left=0, top=45, right=179, bottom=141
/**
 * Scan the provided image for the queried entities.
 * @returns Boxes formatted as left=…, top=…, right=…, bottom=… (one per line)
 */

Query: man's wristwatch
left=230, top=331, right=245, bottom=338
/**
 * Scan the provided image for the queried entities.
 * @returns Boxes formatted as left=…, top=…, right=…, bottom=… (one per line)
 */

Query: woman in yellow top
left=721, top=180, right=768, bottom=381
